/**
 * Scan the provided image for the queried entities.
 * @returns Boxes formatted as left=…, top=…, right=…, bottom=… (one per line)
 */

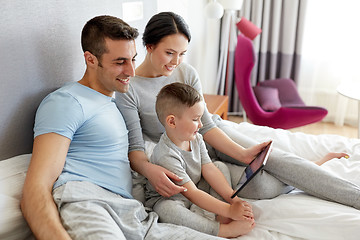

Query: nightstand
left=203, top=94, right=229, bottom=120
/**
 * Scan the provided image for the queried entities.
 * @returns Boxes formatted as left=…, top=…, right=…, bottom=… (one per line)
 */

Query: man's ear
left=84, top=51, right=98, bottom=68
left=165, top=115, right=176, bottom=128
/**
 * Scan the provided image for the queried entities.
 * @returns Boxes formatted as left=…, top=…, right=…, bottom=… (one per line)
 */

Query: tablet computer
left=231, top=141, right=273, bottom=198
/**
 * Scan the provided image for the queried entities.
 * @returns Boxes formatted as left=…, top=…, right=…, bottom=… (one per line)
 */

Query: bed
left=1, top=1, right=360, bottom=240
left=1, top=121, right=360, bottom=240
left=141, top=123, right=360, bottom=240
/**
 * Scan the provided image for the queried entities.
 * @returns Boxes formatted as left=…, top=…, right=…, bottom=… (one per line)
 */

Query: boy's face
left=174, top=101, right=204, bottom=142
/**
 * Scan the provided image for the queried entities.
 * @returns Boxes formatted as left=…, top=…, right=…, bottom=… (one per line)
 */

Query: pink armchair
left=234, top=34, right=327, bottom=129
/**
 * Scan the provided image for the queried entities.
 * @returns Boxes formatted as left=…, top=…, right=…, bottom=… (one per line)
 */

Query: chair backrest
left=234, top=35, right=328, bottom=128
left=234, top=34, right=266, bottom=120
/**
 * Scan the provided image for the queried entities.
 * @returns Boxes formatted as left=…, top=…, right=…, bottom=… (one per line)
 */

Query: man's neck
left=78, top=73, right=113, bottom=97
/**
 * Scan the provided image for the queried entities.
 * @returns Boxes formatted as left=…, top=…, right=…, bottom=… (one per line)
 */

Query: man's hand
left=146, top=163, right=187, bottom=197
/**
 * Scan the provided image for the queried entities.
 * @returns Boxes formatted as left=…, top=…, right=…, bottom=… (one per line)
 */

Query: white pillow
left=0, top=154, right=34, bottom=240
left=0, top=149, right=157, bottom=239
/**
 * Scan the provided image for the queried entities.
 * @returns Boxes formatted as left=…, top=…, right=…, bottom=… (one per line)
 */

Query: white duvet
left=1, top=121, right=360, bottom=240
left=230, top=122, right=360, bottom=240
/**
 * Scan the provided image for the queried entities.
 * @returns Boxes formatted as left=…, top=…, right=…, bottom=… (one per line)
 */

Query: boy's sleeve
left=198, top=134, right=212, bottom=165
left=151, top=146, right=191, bottom=186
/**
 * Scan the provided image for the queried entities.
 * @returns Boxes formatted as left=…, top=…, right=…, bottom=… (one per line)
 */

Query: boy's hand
left=228, top=200, right=254, bottom=220
left=146, top=163, right=187, bottom=197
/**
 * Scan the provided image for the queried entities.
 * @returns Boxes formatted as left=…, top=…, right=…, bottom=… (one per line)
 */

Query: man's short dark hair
left=81, top=15, right=139, bottom=59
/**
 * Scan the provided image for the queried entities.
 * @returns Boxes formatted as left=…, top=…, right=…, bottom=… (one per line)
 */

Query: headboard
left=0, top=0, right=156, bottom=160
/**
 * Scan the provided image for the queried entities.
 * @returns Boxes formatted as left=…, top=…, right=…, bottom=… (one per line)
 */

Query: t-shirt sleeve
left=115, top=85, right=145, bottom=152
left=34, top=91, right=84, bottom=140
left=198, top=135, right=212, bottom=165
left=150, top=147, right=191, bottom=186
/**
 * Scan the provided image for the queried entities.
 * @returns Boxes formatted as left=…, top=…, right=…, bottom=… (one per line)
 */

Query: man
left=21, top=15, right=221, bottom=240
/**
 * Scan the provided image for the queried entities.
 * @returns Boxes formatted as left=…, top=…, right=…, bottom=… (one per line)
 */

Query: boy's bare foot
left=315, top=152, right=349, bottom=166
left=218, top=218, right=255, bottom=238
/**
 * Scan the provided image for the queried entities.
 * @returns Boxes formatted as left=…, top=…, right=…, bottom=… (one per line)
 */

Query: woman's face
left=147, top=33, right=188, bottom=77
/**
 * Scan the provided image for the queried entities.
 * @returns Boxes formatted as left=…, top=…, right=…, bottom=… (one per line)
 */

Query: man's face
left=95, top=38, right=137, bottom=96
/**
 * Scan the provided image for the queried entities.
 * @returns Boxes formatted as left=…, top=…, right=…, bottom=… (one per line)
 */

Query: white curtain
left=298, top=0, right=360, bottom=126
left=216, top=0, right=306, bottom=115
left=216, top=10, right=240, bottom=111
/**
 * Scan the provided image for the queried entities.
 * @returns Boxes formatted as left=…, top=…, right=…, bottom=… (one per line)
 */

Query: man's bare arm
left=21, top=133, right=72, bottom=240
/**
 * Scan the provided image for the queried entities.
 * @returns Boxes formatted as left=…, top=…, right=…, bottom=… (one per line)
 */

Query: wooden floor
left=227, top=115, right=358, bottom=139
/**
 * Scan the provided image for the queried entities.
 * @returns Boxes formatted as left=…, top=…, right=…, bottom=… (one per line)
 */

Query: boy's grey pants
left=152, top=161, right=244, bottom=237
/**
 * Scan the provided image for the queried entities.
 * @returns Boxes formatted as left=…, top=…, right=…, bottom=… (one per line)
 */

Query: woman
left=116, top=12, right=360, bottom=209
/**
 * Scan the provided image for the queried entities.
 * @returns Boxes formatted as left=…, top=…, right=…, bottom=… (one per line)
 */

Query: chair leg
left=335, top=95, right=348, bottom=126
left=242, top=109, right=247, bottom=122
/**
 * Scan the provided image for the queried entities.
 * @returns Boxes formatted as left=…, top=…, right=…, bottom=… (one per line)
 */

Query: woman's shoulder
left=171, top=62, right=200, bottom=84
left=176, top=62, right=197, bottom=75
left=193, top=133, right=204, bottom=145
left=115, top=83, right=139, bottom=109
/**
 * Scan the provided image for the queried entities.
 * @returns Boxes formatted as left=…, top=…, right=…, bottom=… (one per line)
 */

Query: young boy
left=145, top=82, right=255, bottom=238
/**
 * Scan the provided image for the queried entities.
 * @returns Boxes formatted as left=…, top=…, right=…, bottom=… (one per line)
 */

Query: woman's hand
left=242, top=141, right=272, bottom=164
left=145, top=163, right=187, bottom=197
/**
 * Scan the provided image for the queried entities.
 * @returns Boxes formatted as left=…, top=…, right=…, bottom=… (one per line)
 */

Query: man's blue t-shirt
left=34, top=82, right=132, bottom=198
